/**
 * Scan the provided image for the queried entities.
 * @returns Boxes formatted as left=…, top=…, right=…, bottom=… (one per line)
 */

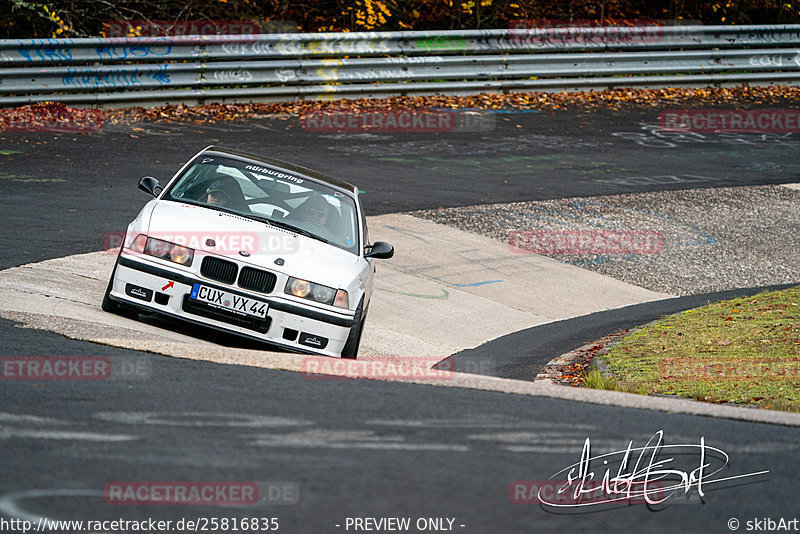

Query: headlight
left=169, top=244, right=193, bottom=265
left=311, top=284, right=336, bottom=303
left=285, top=277, right=345, bottom=307
left=131, top=235, right=194, bottom=267
left=286, top=277, right=312, bottom=298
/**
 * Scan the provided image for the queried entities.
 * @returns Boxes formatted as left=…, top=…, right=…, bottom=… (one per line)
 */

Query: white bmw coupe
left=102, top=146, right=393, bottom=359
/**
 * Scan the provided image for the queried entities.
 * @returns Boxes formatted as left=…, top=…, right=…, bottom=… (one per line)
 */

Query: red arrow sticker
left=161, top=281, right=174, bottom=291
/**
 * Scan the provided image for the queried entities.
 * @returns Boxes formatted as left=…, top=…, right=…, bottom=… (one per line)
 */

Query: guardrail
left=1, top=25, right=800, bottom=107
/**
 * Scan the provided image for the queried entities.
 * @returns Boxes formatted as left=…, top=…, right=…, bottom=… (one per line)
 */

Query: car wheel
left=341, top=299, right=367, bottom=360
left=101, top=258, right=138, bottom=319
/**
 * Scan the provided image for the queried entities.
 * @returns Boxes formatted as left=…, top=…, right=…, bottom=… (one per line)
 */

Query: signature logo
left=532, top=430, right=769, bottom=508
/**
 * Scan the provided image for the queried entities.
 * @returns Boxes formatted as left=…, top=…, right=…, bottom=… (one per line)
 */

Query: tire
left=101, top=258, right=138, bottom=319
left=341, top=299, right=367, bottom=360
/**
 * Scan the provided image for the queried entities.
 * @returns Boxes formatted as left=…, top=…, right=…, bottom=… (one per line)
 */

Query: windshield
left=163, top=155, right=360, bottom=254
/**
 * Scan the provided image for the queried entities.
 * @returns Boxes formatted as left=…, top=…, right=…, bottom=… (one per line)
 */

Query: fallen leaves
left=4, top=85, right=800, bottom=129
left=0, top=102, right=103, bottom=132
left=555, top=332, right=630, bottom=387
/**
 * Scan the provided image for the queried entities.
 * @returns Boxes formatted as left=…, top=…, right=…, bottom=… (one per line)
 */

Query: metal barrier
left=1, top=25, right=800, bottom=107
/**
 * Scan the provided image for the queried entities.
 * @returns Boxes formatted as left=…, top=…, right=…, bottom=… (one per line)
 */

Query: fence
left=1, top=25, right=799, bottom=107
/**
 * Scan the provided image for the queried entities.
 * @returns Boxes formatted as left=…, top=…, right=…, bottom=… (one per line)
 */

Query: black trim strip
left=108, top=293, right=325, bottom=356
left=268, top=300, right=353, bottom=328
left=119, top=255, right=195, bottom=286
left=117, top=255, right=355, bottom=327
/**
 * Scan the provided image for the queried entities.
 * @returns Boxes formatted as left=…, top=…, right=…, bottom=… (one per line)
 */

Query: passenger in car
left=296, top=193, right=331, bottom=226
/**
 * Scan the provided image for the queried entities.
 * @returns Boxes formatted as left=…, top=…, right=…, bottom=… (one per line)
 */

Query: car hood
left=147, top=201, right=360, bottom=287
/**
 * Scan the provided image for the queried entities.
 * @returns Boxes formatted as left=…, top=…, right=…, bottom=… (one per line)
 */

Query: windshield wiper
left=258, top=217, right=328, bottom=244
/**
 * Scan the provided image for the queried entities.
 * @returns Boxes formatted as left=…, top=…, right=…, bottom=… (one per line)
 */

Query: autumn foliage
left=1, top=0, right=799, bottom=39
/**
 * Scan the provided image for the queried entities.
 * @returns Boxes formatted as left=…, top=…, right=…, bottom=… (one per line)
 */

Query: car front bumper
left=108, top=253, right=355, bottom=358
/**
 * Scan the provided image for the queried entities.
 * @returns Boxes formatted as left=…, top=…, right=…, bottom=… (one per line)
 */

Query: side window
left=170, top=165, right=205, bottom=199
left=335, top=198, right=358, bottom=251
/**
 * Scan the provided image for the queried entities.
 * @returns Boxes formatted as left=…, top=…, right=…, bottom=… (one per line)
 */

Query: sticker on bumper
left=125, top=283, right=153, bottom=302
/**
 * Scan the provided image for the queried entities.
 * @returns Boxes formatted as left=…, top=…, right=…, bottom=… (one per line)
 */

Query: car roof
left=201, top=146, right=357, bottom=195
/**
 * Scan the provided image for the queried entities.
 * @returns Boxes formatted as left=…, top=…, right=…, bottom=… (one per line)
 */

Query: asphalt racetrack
left=1, top=107, right=799, bottom=533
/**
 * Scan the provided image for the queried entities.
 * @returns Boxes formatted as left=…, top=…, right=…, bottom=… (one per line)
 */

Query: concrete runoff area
left=2, top=212, right=799, bottom=426
left=0, top=213, right=667, bottom=355
left=413, top=184, right=800, bottom=296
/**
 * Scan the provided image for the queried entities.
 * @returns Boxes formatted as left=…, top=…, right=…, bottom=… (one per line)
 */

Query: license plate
left=190, top=283, right=268, bottom=318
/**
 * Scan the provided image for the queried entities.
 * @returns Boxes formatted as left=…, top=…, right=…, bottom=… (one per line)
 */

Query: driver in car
left=202, top=180, right=233, bottom=207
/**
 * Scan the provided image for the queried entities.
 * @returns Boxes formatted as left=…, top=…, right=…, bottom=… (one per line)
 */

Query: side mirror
left=138, top=176, right=162, bottom=197
left=364, top=241, right=394, bottom=259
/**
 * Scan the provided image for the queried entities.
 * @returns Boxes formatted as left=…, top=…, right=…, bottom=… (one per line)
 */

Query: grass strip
left=588, top=285, right=800, bottom=412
